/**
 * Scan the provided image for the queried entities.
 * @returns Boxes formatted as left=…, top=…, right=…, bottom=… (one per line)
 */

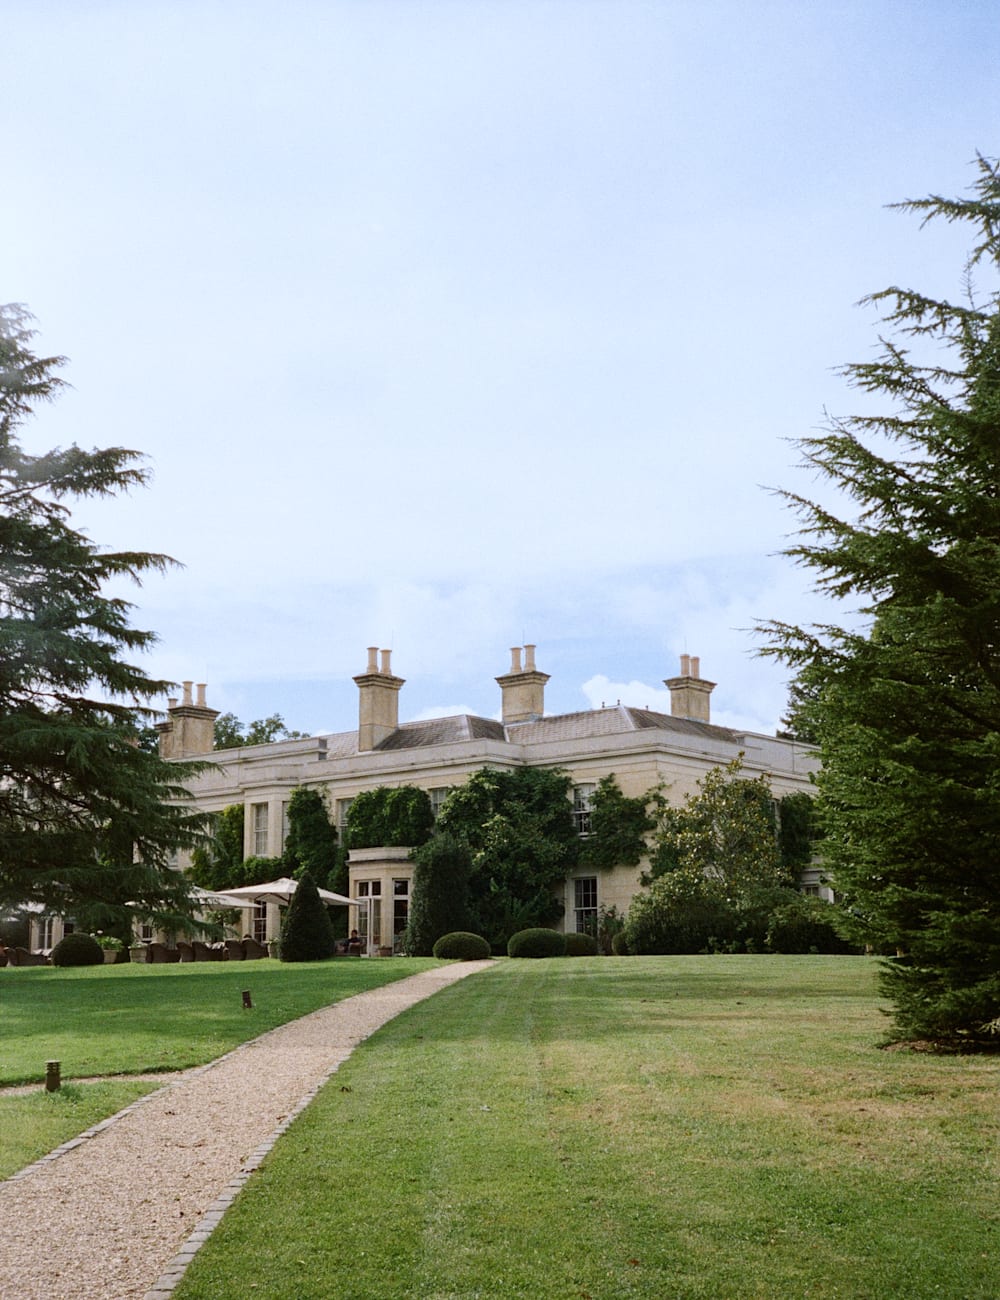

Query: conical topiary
left=278, top=871, right=337, bottom=962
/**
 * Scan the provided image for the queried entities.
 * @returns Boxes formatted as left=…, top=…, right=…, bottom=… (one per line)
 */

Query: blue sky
left=4, top=1, right=999, bottom=736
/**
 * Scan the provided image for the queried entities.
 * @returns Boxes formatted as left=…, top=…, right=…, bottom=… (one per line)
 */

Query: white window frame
left=573, top=876, right=598, bottom=934
left=251, top=802, right=269, bottom=857
left=572, top=784, right=596, bottom=837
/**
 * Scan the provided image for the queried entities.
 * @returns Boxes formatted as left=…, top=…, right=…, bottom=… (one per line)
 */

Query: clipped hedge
left=564, top=930, right=599, bottom=957
left=50, top=932, right=104, bottom=967
left=432, top=931, right=491, bottom=961
left=507, top=928, right=567, bottom=958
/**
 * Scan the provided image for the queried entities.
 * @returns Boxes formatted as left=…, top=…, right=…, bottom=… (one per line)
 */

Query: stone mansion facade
left=153, top=646, right=819, bottom=952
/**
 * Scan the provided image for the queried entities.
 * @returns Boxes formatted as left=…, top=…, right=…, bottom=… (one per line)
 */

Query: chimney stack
left=157, top=682, right=220, bottom=758
left=354, top=647, right=405, bottom=750
left=664, top=654, right=715, bottom=723
left=496, top=644, right=549, bottom=724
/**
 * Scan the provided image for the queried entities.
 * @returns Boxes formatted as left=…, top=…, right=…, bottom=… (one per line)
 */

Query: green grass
left=0, top=957, right=434, bottom=1085
left=0, top=1081, right=155, bottom=1179
left=172, top=956, right=1000, bottom=1300
left=0, top=957, right=436, bottom=1177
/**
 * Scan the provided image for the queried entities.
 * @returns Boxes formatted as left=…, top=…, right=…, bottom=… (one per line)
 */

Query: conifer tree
left=0, top=305, right=204, bottom=929
left=762, top=156, right=1000, bottom=1044
left=278, top=871, right=336, bottom=961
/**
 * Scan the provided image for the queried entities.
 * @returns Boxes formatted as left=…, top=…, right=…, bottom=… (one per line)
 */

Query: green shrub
left=610, top=929, right=633, bottom=955
left=564, top=931, right=599, bottom=956
left=50, top=932, right=104, bottom=967
left=432, top=931, right=491, bottom=960
left=766, top=894, right=856, bottom=954
left=278, top=871, right=336, bottom=962
left=507, top=928, right=567, bottom=958
left=346, top=786, right=434, bottom=849
left=622, top=867, right=736, bottom=955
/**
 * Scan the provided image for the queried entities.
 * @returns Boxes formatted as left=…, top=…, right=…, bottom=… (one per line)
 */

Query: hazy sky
left=4, top=1, right=999, bottom=737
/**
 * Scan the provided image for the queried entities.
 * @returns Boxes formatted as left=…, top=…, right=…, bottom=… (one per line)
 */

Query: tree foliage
left=623, top=759, right=799, bottom=955
left=282, top=786, right=338, bottom=886
left=188, top=804, right=245, bottom=891
left=436, top=766, right=578, bottom=950
left=404, top=831, right=473, bottom=955
left=762, top=156, right=1000, bottom=1043
left=213, top=712, right=307, bottom=749
left=578, top=774, right=660, bottom=872
left=645, top=757, right=788, bottom=893
left=345, top=785, right=434, bottom=849
left=0, top=305, right=204, bottom=929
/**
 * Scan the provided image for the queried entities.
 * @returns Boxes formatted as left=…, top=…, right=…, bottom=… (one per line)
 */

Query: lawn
left=171, top=955, right=1000, bottom=1300
left=0, top=957, right=435, bottom=1178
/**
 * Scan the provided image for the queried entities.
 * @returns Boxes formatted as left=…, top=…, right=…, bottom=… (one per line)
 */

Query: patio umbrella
left=219, top=877, right=355, bottom=907
left=189, top=887, right=255, bottom=909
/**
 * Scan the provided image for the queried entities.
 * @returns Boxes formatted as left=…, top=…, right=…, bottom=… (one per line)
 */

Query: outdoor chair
left=148, top=943, right=180, bottom=963
left=176, top=941, right=195, bottom=962
left=13, top=947, right=49, bottom=966
left=191, top=940, right=216, bottom=961
left=241, top=937, right=269, bottom=960
left=223, top=939, right=245, bottom=960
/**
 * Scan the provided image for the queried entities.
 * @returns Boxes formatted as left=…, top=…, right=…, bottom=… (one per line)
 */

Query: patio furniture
left=223, top=939, right=245, bottom=961
left=241, top=937, right=269, bottom=960
left=176, top=941, right=195, bottom=962
left=12, top=947, right=49, bottom=966
left=148, top=943, right=180, bottom=963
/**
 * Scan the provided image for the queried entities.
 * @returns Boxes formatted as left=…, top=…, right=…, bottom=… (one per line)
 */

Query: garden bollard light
left=242, top=989, right=253, bottom=1009
left=45, top=1060, right=61, bottom=1092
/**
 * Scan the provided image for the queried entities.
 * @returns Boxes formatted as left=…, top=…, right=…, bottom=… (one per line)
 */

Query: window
left=37, top=916, right=56, bottom=950
left=336, top=798, right=354, bottom=835
left=428, top=787, right=452, bottom=819
left=139, top=921, right=154, bottom=943
left=281, top=801, right=290, bottom=851
left=253, top=900, right=268, bottom=943
left=355, top=879, right=381, bottom=946
left=572, top=784, right=596, bottom=836
left=251, top=803, right=269, bottom=857
left=574, top=877, right=598, bottom=934
left=392, top=878, right=410, bottom=952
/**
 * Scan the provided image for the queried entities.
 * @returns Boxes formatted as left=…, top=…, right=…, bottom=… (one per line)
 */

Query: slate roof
left=504, top=704, right=743, bottom=747
left=360, top=704, right=743, bottom=753
left=374, top=714, right=506, bottom=751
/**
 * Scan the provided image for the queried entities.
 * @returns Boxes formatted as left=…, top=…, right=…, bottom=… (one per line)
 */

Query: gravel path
left=0, top=961, right=493, bottom=1300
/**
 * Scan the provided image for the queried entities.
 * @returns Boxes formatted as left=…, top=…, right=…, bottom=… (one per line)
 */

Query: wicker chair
left=223, top=939, right=245, bottom=961
left=242, top=936, right=269, bottom=960
left=176, top=941, right=195, bottom=962
left=148, top=942, right=181, bottom=963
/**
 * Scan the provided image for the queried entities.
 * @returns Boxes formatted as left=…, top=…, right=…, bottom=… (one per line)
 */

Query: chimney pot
left=167, top=697, right=178, bottom=710
left=366, top=646, right=379, bottom=673
left=691, top=656, right=700, bottom=679
left=510, top=646, right=522, bottom=672
left=680, top=653, right=691, bottom=677
left=380, top=649, right=392, bottom=675
left=196, top=683, right=207, bottom=707
left=182, top=681, right=193, bottom=706
left=524, top=643, right=536, bottom=671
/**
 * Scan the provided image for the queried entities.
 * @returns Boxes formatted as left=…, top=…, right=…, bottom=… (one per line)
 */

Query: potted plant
left=95, top=934, right=124, bottom=964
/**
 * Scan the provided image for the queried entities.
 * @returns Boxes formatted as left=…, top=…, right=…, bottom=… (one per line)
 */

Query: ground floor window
left=393, top=878, right=409, bottom=952
left=253, top=900, right=268, bottom=943
left=355, top=879, right=382, bottom=946
left=37, top=916, right=56, bottom=949
left=574, top=877, right=598, bottom=934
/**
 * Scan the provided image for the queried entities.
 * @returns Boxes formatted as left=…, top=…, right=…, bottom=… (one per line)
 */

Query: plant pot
left=102, top=949, right=119, bottom=964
